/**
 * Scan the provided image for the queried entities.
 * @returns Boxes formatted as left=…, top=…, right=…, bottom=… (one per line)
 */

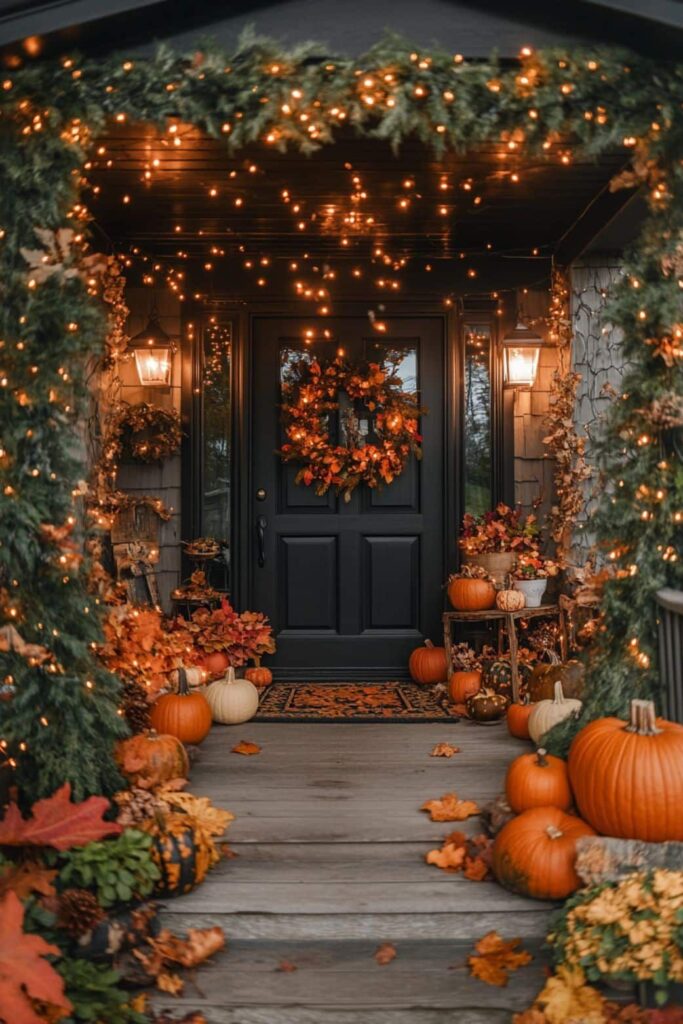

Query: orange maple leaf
left=430, top=742, right=460, bottom=757
left=232, top=740, right=262, bottom=756
left=463, top=856, right=490, bottom=881
left=467, top=931, right=532, bottom=987
left=421, top=792, right=479, bottom=822
left=0, top=860, right=57, bottom=900
left=0, top=784, right=120, bottom=850
left=374, top=942, right=397, bottom=965
left=426, top=841, right=466, bottom=872
left=0, top=890, right=72, bottom=1024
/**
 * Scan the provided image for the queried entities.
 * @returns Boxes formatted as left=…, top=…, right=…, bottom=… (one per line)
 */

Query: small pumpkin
left=568, top=698, right=683, bottom=842
left=505, top=748, right=572, bottom=813
left=492, top=806, right=595, bottom=900
left=466, top=687, right=509, bottom=722
left=408, top=640, right=448, bottom=685
left=528, top=681, right=582, bottom=745
left=528, top=660, right=585, bottom=702
left=448, top=670, right=481, bottom=704
left=244, top=662, right=273, bottom=687
left=141, top=813, right=214, bottom=896
left=198, top=650, right=231, bottom=679
left=496, top=589, right=526, bottom=612
left=78, top=904, right=161, bottom=960
left=169, top=666, right=206, bottom=689
left=150, top=669, right=212, bottom=745
left=447, top=578, right=496, bottom=612
left=482, top=658, right=531, bottom=703
left=115, top=730, right=189, bottom=789
left=205, top=667, right=259, bottom=725
left=507, top=700, right=534, bottom=741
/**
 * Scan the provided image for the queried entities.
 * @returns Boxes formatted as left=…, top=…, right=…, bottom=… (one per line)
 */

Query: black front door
left=250, top=314, right=446, bottom=679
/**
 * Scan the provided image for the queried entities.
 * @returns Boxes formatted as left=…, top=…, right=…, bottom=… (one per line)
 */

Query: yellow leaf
left=536, top=966, right=605, bottom=1024
left=421, top=792, right=479, bottom=822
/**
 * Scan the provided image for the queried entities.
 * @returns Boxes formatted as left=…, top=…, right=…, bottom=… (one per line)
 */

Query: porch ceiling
left=90, top=121, right=631, bottom=292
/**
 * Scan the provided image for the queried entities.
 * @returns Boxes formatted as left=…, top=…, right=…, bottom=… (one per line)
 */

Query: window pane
left=464, top=326, right=492, bottom=516
left=201, top=320, right=231, bottom=588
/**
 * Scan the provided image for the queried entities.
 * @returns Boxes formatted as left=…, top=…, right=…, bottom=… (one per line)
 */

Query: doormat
left=254, top=682, right=458, bottom=722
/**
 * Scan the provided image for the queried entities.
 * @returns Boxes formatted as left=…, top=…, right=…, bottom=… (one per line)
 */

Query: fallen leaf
left=0, top=860, right=58, bottom=900
left=421, top=792, right=479, bottom=822
left=156, top=971, right=184, bottom=996
left=0, top=890, right=72, bottom=1024
left=536, top=966, right=606, bottom=1024
left=276, top=960, right=298, bottom=972
left=150, top=926, right=225, bottom=969
left=232, top=740, right=261, bottom=756
left=425, top=830, right=467, bottom=872
left=374, top=942, right=397, bottom=965
left=430, top=742, right=460, bottom=757
left=467, top=930, right=532, bottom=987
left=0, top=783, right=120, bottom=850
left=463, top=856, right=490, bottom=881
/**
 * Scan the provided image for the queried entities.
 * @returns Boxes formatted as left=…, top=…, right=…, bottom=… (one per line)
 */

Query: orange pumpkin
left=568, top=699, right=683, bottom=842
left=198, top=651, right=230, bottom=678
left=507, top=701, right=534, bottom=740
left=505, top=748, right=572, bottom=813
left=448, top=670, right=481, bottom=703
left=408, top=641, right=448, bottom=684
left=492, top=806, right=595, bottom=900
left=115, top=730, right=189, bottom=789
left=150, top=669, right=212, bottom=745
left=245, top=666, right=273, bottom=687
left=447, top=578, right=496, bottom=612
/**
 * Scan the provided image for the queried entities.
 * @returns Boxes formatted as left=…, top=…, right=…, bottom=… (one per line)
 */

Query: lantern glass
left=503, top=344, right=541, bottom=387
left=134, top=346, right=172, bottom=386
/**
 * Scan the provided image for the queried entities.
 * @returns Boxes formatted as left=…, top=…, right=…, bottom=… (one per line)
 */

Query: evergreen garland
left=0, top=33, right=682, bottom=796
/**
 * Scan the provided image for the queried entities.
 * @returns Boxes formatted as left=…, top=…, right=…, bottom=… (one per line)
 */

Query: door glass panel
left=464, top=325, right=492, bottom=516
left=200, top=318, right=231, bottom=589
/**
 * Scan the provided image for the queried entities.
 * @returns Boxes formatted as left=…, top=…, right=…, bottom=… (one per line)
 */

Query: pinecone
left=121, top=679, right=152, bottom=733
left=114, top=786, right=168, bottom=827
left=57, top=889, right=106, bottom=937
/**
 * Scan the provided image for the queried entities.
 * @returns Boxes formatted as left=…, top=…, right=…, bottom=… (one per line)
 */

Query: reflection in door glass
left=201, top=319, right=232, bottom=589
left=464, top=327, right=493, bottom=516
left=365, top=341, right=418, bottom=392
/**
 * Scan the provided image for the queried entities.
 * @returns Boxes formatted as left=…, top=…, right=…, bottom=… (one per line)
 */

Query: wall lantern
left=502, top=321, right=544, bottom=388
left=129, top=303, right=176, bottom=387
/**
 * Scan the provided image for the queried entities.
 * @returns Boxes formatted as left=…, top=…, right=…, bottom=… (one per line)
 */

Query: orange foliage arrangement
left=99, top=605, right=194, bottom=698
left=176, top=598, right=275, bottom=668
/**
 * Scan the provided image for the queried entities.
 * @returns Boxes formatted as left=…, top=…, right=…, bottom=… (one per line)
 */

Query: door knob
left=256, top=488, right=267, bottom=501
left=256, top=515, right=267, bottom=568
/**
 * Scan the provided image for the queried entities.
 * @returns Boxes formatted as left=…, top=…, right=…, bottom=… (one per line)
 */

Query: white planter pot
left=513, top=578, right=547, bottom=608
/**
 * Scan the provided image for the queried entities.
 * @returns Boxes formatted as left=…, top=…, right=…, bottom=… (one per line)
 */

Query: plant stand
left=442, top=604, right=568, bottom=702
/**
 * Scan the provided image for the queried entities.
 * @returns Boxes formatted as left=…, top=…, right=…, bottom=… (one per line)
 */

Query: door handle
left=256, top=515, right=267, bottom=568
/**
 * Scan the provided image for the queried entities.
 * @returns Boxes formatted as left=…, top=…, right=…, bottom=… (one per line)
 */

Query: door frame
left=181, top=297, right=509, bottom=616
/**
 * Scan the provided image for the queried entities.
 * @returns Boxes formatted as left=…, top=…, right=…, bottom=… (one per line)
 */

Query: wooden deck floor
left=155, top=721, right=556, bottom=1023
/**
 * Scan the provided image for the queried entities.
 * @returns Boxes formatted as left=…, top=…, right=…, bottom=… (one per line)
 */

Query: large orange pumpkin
left=408, top=641, right=448, bottom=684
left=505, top=748, right=572, bottom=813
left=447, top=578, right=496, bottom=612
left=150, top=670, right=212, bottom=745
left=115, top=730, right=189, bottom=789
left=492, top=806, right=595, bottom=900
left=568, top=698, right=683, bottom=842
left=507, top=701, right=534, bottom=740
left=448, top=670, right=481, bottom=703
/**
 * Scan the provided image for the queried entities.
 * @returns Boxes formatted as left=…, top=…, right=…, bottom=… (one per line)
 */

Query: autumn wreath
left=114, top=402, right=182, bottom=463
left=279, top=353, right=426, bottom=500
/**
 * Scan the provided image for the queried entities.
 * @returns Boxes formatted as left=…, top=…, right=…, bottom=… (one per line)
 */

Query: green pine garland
left=0, top=32, right=682, bottom=799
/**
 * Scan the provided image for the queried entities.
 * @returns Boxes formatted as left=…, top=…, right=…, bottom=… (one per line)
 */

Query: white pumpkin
left=205, top=667, right=259, bottom=725
left=528, top=680, right=582, bottom=745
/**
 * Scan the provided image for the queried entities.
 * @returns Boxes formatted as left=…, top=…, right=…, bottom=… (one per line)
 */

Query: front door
left=250, top=314, right=446, bottom=679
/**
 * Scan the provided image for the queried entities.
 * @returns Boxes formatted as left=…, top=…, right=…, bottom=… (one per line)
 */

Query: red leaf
left=374, top=942, right=397, bottom=965
left=0, top=890, right=72, bottom=1024
left=0, top=783, right=121, bottom=850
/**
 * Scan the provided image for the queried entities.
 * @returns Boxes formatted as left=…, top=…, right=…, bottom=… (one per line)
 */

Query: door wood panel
left=250, top=314, right=447, bottom=678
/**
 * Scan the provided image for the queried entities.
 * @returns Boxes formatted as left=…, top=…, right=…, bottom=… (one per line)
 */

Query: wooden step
left=151, top=938, right=549, bottom=1018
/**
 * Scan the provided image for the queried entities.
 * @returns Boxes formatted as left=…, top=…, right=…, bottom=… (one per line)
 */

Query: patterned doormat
left=255, top=682, right=458, bottom=722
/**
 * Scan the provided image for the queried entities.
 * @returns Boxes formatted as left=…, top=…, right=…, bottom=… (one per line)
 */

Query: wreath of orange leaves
left=279, top=354, right=426, bottom=501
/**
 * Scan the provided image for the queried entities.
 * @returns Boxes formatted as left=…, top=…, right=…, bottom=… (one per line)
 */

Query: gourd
left=169, top=666, right=206, bottom=689
left=466, top=688, right=508, bottom=721
left=483, top=658, right=531, bottom=703
left=492, top=806, right=595, bottom=900
left=150, top=670, right=212, bottom=745
left=115, top=730, right=189, bottom=789
left=447, top=578, right=496, bottom=612
left=506, top=700, right=534, bottom=741
left=142, top=813, right=214, bottom=896
left=528, top=682, right=582, bottom=745
left=448, top=670, right=481, bottom=704
left=244, top=662, right=273, bottom=687
left=408, top=640, right=448, bottom=684
left=205, top=667, right=259, bottom=725
left=505, top=748, right=572, bottom=813
left=528, top=659, right=585, bottom=702
left=496, top=589, right=526, bottom=612
left=568, top=698, right=683, bottom=842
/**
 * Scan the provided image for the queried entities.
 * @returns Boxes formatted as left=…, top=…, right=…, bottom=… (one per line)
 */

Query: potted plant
left=446, top=564, right=496, bottom=611
left=512, top=555, right=559, bottom=608
left=448, top=643, right=483, bottom=703
left=459, top=504, right=540, bottom=585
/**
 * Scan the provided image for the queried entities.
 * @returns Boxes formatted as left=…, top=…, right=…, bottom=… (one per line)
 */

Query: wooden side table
left=442, top=604, right=568, bottom=702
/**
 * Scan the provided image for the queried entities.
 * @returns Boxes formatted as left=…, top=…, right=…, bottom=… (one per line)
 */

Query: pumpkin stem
left=535, top=748, right=549, bottom=767
left=545, top=825, right=564, bottom=840
left=553, top=680, right=566, bottom=704
left=626, top=698, right=662, bottom=736
left=177, top=669, right=190, bottom=696
left=424, top=639, right=434, bottom=648
left=226, top=667, right=236, bottom=685
left=253, top=656, right=261, bottom=668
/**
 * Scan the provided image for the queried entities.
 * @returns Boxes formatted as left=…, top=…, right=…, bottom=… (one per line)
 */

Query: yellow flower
left=628, top=919, right=656, bottom=945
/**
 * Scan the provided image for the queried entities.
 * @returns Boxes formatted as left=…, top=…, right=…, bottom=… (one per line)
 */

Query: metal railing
left=657, top=588, right=683, bottom=723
